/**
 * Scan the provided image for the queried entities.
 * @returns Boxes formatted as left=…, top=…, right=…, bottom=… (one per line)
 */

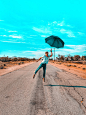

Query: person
left=33, top=49, right=53, bottom=82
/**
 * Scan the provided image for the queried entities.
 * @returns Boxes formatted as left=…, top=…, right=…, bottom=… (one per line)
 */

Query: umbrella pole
left=54, top=48, right=55, bottom=61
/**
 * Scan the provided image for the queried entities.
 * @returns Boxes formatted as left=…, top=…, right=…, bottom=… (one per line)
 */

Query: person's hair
left=45, top=51, right=48, bottom=54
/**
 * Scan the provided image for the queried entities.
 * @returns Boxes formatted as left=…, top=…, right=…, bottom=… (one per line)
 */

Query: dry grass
left=0, top=60, right=36, bottom=69
left=49, top=60, right=86, bottom=78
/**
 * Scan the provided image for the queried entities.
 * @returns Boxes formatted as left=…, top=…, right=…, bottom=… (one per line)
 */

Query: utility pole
left=54, top=48, right=55, bottom=61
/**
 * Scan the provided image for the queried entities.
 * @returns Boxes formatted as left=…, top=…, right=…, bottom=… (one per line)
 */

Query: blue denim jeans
left=35, top=63, right=46, bottom=78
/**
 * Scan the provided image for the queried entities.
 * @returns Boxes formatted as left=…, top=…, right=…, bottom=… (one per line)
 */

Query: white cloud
left=8, top=31, right=17, bottom=32
left=3, top=35, right=6, bottom=37
left=44, top=45, right=86, bottom=55
left=23, top=51, right=35, bottom=53
left=60, top=29, right=66, bottom=33
left=32, top=20, right=74, bottom=36
left=41, top=48, right=51, bottom=51
left=32, top=27, right=52, bottom=34
left=1, top=41, right=25, bottom=43
left=65, top=44, right=86, bottom=53
left=48, top=20, right=74, bottom=29
left=23, top=49, right=67, bottom=58
left=53, top=21, right=58, bottom=24
left=48, top=20, right=65, bottom=27
left=30, top=35, right=37, bottom=36
left=66, top=44, right=86, bottom=48
left=23, top=50, right=45, bottom=58
left=23, top=45, right=86, bottom=58
left=58, top=21, right=65, bottom=26
left=0, top=28, right=6, bottom=31
left=0, top=35, right=7, bottom=37
left=78, top=32, right=85, bottom=35
left=0, top=20, right=4, bottom=21
left=66, top=25, right=74, bottom=28
left=60, top=29, right=75, bottom=37
left=41, top=35, right=48, bottom=37
left=66, top=31, right=75, bottom=37
left=23, top=48, right=51, bottom=53
left=65, top=45, right=76, bottom=48
left=9, top=35, right=21, bottom=38
left=33, top=51, right=45, bottom=57
left=54, top=47, right=85, bottom=56
left=23, top=48, right=52, bottom=58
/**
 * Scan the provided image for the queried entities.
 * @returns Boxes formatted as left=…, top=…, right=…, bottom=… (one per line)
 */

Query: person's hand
left=50, top=48, right=52, bottom=52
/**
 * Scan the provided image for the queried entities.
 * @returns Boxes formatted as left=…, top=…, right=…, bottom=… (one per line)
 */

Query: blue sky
left=0, top=0, right=86, bottom=58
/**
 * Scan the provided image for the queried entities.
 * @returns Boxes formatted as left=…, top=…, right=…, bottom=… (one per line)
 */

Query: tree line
left=0, top=56, right=36, bottom=62
left=56, top=55, right=86, bottom=61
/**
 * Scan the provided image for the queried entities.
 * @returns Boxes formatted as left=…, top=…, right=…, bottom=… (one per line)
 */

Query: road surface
left=0, top=62, right=86, bottom=115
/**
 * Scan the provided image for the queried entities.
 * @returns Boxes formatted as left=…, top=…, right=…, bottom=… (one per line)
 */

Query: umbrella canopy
left=45, top=35, right=65, bottom=60
left=45, top=35, right=64, bottom=48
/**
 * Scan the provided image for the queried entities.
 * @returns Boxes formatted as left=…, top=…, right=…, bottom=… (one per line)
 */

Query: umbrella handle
left=50, top=48, right=52, bottom=52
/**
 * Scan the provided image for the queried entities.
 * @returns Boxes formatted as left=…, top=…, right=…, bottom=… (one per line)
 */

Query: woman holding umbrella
left=33, top=49, right=53, bottom=82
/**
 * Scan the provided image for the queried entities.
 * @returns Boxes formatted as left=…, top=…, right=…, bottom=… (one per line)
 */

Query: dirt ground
left=0, top=60, right=34, bottom=69
left=49, top=61, right=86, bottom=79
left=0, top=61, right=35, bottom=76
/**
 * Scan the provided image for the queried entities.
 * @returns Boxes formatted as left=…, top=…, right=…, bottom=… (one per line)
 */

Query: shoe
left=33, top=74, right=35, bottom=79
left=43, top=78, right=45, bottom=82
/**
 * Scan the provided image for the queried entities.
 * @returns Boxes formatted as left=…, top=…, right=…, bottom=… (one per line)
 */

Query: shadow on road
left=44, top=84, right=86, bottom=88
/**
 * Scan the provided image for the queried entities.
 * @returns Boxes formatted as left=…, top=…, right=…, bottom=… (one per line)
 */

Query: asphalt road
left=0, top=62, right=86, bottom=115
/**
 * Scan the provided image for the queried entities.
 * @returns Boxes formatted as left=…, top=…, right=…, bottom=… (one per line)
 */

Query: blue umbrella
left=45, top=35, right=64, bottom=60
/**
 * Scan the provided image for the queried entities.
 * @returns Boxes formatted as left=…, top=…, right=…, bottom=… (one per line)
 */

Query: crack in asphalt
left=56, top=72, right=86, bottom=114
left=29, top=70, right=47, bottom=115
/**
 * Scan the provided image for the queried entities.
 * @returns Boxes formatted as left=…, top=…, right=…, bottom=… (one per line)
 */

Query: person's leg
left=43, top=64, right=46, bottom=82
left=35, top=63, right=43, bottom=74
left=33, top=63, right=43, bottom=79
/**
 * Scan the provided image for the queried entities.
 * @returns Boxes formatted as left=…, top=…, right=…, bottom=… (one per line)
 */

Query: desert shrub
left=74, top=55, right=80, bottom=61
left=67, top=65, right=71, bottom=67
left=18, top=63, right=21, bottom=65
left=83, top=62, right=86, bottom=65
left=20, top=58, right=25, bottom=61
left=2, top=58, right=8, bottom=62
left=0, top=65, right=4, bottom=69
left=78, top=67, right=80, bottom=68
left=82, top=68, right=86, bottom=70
left=12, top=58, right=18, bottom=61
left=73, top=65, right=77, bottom=67
left=73, top=62, right=83, bottom=64
left=60, top=55, right=65, bottom=60
left=0, top=57, right=12, bottom=62
left=18, top=58, right=29, bottom=61
left=58, top=63, right=61, bottom=64
left=81, top=56, right=86, bottom=60
left=4, top=64, right=6, bottom=66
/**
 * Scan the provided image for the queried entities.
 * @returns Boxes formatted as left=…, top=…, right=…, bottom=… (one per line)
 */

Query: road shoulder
left=0, top=62, right=34, bottom=76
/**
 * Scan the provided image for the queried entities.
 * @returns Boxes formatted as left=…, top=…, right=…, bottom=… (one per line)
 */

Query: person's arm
left=36, top=57, right=42, bottom=62
left=50, top=49, right=53, bottom=57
